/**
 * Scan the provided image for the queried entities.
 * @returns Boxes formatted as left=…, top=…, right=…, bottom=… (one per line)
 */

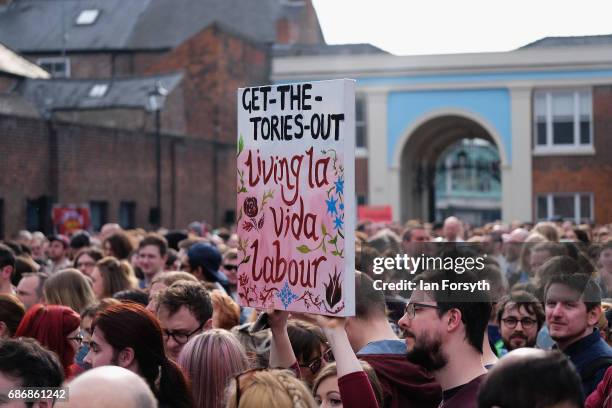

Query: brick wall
left=0, top=114, right=235, bottom=237
left=143, top=24, right=271, bottom=225
left=532, top=85, right=612, bottom=223
left=23, top=51, right=170, bottom=79
left=276, top=0, right=325, bottom=45
left=24, top=53, right=113, bottom=79
left=144, top=23, right=270, bottom=141
left=356, top=157, right=368, bottom=201
left=0, top=115, right=51, bottom=236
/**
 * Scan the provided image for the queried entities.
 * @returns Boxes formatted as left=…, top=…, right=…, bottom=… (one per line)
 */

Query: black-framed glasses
left=404, top=302, right=440, bottom=320
left=223, top=264, right=238, bottom=271
left=300, top=347, right=334, bottom=374
left=501, top=317, right=536, bottom=329
left=67, top=333, right=84, bottom=345
left=162, top=322, right=204, bottom=345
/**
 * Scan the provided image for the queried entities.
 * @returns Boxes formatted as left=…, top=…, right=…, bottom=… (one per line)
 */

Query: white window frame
left=532, top=88, right=594, bottom=156
left=535, top=192, right=594, bottom=223
left=37, top=57, right=71, bottom=78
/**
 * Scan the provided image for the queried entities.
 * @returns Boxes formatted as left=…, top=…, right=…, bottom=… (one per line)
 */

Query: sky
left=311, top=0, right=612, bottom=56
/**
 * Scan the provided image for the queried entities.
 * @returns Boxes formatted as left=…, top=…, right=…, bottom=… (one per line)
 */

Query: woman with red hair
left=84, top=302, right=192, bottom=408
left=15, top=304, right=82, bottom=377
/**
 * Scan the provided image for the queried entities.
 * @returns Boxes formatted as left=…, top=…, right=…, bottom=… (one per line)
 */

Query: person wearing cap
left=184, top=243, right=230, bottom=294
left=46, top=235, right=71, bottom=274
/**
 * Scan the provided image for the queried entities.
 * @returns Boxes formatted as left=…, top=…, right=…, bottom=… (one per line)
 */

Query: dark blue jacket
left=560, top=329, right=612, bottom=398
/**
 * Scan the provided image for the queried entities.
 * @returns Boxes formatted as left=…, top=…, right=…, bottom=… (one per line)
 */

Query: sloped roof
left=520, top=34, right=612, bottom=49
left=19, top=72, right=184, bottom=114
left=0, top=0, right=150, bottom=52
left=127, top=0, right=279, bottom=49
left=0, top=42, right=49, bottom=78
left=273, top=43, right=388, bottom=57
left=0, top=0, right=280, bottom=52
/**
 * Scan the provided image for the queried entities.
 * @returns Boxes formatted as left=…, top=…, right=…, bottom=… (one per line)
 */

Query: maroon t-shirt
left=441, top=374, right=487, bottom=408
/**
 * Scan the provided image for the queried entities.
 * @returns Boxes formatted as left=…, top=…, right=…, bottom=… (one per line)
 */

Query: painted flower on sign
left=243, top=197, right=259, bottom=218
left=324, top=269, right=342, bottom=308
left=277, top=280, right=299, bottom=309
left=334, top=177, right=344, bottom=196
left=325, top=197, right=338, bottom=216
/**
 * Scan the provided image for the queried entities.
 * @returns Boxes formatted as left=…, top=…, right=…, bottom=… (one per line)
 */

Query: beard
left=503, top=332, right=536, bottom=351
left=405, top=332, right=448, bottom=372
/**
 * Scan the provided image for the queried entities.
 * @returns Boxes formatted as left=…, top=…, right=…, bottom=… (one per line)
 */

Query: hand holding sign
left=236, top=80, right=356, bottom=316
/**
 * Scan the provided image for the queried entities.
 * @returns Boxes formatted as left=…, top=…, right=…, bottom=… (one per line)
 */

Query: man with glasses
left=348, top=272, right=441, bottom=408
left=156, top=280, right=213, bottom=360
left=496, top=291, right=544, bottom=352
left=398, top=269, right=492, bottom=408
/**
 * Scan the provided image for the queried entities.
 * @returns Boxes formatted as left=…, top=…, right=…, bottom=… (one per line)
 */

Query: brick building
left=0, top=0, right=330, bottom=237
left=273, top=35, right=612, bottom=224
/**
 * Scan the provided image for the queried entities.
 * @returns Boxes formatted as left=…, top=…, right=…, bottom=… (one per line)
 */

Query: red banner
left=52, top=205, right=91, bottom=235
left=358, top=205, right=393, bottom=223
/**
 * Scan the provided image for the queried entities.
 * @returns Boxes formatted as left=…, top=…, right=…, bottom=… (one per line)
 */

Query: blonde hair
left=223, top=249, right=238, bottom=262
left=312, top=361, right=384, bottom=408
left=226, top=369, right=316, bottom=408
left=96, top=257, right=137, bottom=298
left=151, top=271, right=198, bottom=287
left=211, top=290, right=240, bottom=330
left=43, top=269, right=95, bottom=314
left=533, top=222, right=560, bottom=242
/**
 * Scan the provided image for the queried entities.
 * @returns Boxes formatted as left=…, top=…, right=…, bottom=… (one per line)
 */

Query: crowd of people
left=0, top=216, right=610, bottom=407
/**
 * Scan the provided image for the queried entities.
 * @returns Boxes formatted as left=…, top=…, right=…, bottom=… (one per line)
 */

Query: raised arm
left=267, top=310, right=298, bottom=369
left=313, top=316, right=362, bottom=377
left=312, top=315, right=379, bottom=408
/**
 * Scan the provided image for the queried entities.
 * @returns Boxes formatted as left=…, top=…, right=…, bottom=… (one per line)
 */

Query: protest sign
left=52, top=205, right=91, bottom=235
left=236, top=79, right=355, bottom=316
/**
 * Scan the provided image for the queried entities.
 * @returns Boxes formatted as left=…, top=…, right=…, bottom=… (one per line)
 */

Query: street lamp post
left=147, top=81, right=168, bottom=228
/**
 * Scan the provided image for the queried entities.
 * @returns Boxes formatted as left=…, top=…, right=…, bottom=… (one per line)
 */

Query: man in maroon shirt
left=347, top=272, right=442, bottom=408
left=399, top=269, right=491, bottom=408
